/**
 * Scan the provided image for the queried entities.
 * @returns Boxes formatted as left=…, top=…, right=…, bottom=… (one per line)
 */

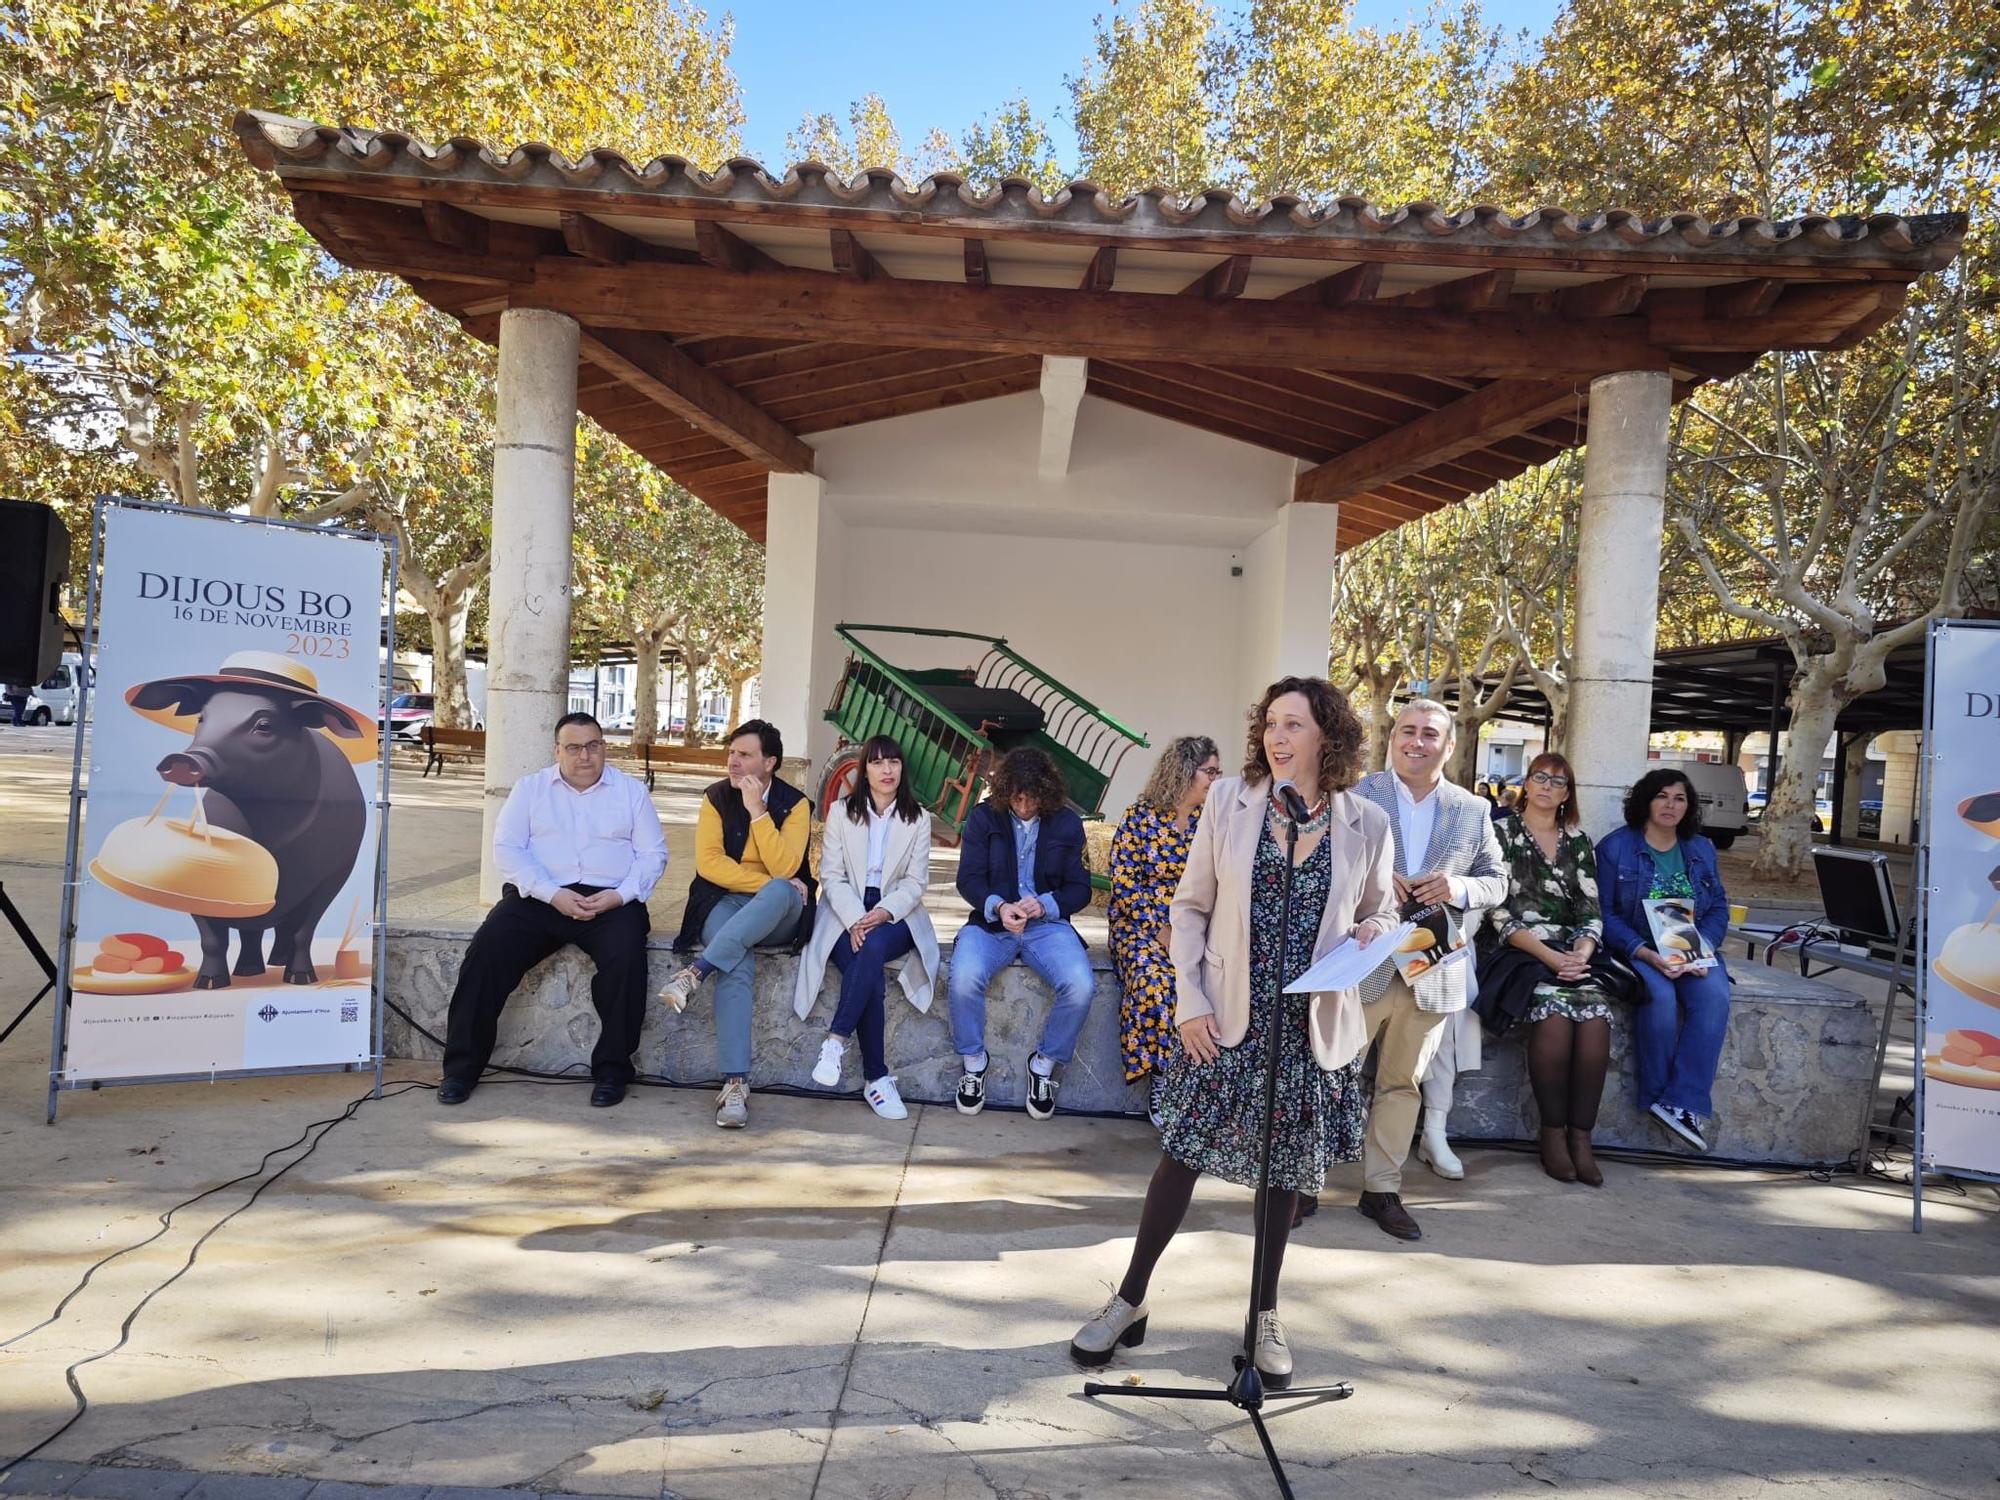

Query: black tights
left=1116, top=1154, right=1297, bottom=1313
left=1527, top=1013, right=1611, bottom=1131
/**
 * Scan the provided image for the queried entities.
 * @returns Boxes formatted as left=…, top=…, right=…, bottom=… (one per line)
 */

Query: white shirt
left=493, top=763, right=668, bottom=907
left=864, top=802, right=894, bottom=889
left=1393, top=773, right=1464, bottom=906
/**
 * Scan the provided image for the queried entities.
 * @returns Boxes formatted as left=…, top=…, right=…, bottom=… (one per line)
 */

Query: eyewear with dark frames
left=1196, top=765, right=1223, bottom=778
left=558, top=739, right=606, bottom=756
left=1526, top=771, right=1570, bottom=788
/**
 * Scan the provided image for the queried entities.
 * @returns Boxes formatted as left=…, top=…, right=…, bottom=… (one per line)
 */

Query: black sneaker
left=1026, top=1064, right=1058, bottom=1121
left=1648, top=1101, right=1708, bottom=1151
left=956, top=1063, right=987, bottom=1116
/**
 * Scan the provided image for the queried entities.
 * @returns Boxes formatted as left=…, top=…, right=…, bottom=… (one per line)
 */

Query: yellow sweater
left=695, top=794, right=810, bottom=894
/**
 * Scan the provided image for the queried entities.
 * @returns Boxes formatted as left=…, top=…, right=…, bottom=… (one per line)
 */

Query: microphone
left=1272, top=779, right=1311, bottom=822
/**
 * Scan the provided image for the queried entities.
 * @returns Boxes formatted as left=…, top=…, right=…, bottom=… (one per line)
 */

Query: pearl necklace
left=1271, top=795, right=1331, bottom=835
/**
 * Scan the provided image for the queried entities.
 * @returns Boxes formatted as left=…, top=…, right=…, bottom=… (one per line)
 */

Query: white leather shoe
left=1417, top=1106, right=1464, bottom=1180
left=864, top=1075, right=908, bottom=1120
left=811, top=1036, right=844, bottom=1088
left=1070, top=1293, right=1148, bottom=1367
left=1252, top=1310, right=1293, bottom=1388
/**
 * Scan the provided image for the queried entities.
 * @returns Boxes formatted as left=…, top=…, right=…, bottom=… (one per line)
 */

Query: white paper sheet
left=1282, top=920, right=1415, bottom=994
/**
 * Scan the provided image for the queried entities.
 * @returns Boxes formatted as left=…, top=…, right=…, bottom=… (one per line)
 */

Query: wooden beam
left=1275, top=261, right=1385, bottom=306
left=560, top=211, right=633, bottom=265
left=1647, top=281, right=1903, bottom=350
left=1705, top=278, right=1783, bottom=319
left=695, top=219, right=782, bottom=272
left=829, top=228, right=881, bottom=281
left=1558, top=274, right=1649, bottom=319
left=1391, top=268, right=1516, bottom=311
left=1293, top=379, right=1581, bottom=505
left=420, top=200, right=489, bottom=256
left=1182, top=255, right=1250, bottom=301
left=577, top=327, right=815, bottom=472
left=516, top=259, right=1664, bottom=380
left=1080, top=246, right=1117, bottom=293
left=963, top=239, right=989, bottom=288
left=293, top=191, right=532, bottom=284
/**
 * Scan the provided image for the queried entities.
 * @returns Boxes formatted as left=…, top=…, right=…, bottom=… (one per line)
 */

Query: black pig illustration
left=128, top=656, right=370, bottom=988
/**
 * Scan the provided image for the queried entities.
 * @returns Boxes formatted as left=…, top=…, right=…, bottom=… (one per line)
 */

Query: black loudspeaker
left=0, top=499, right=71, bottom=687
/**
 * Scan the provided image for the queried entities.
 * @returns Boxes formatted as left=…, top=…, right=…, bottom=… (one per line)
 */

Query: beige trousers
left=1361, top=974, right=1450, bottom=1193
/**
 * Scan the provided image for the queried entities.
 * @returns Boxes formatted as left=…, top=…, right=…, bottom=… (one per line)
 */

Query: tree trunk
left=727, top=673, right=752, bottom=729
left=428, top=587, right=476, bottom=729
left=1751, top=667, right=1842, bottom=880
left=632, top=634, right=664, bottom=750
left=1446, top=731, right=1481, bottom=789
left=682, top=657, right=706, bottom=743
left=1838, top=731, right=1873, bottom=841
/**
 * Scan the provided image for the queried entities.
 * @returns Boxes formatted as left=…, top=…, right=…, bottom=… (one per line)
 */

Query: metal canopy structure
left=235, top=112, right=1967, bottom=549
left=1446, top=633, right=1934, bottom=736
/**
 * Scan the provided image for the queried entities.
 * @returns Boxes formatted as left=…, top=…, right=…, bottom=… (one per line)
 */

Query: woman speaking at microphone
left=1070, top=676, right=1398, bottom=1385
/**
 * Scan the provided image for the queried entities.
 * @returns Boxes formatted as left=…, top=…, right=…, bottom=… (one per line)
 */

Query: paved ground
left=2, top=724, right=1996, bottom=1500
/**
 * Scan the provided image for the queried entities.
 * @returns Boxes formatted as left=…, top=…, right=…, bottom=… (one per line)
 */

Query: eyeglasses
left=1527, top=771, right=1570, bottom=789
left=558, top=739, right=606, bottom=757
left=1196, top=765, right=1222, bottom=779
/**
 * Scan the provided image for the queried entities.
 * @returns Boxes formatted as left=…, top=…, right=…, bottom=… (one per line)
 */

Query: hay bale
left=1084, top=818, right=1116, bottom=913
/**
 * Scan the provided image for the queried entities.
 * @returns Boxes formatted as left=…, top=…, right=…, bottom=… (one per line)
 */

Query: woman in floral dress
left=1107, top=736, right=1222, bottom=1123
left=1071, top=677, right=1398, bottom=1387
left=1485, top=750, right=1614, bottom=1186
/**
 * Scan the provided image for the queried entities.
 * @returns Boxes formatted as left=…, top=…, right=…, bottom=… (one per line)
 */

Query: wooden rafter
left=695, top=219, right=781, bottom=272
left=1080, top=247, right=1118, bottom=293
left=1293, top=379, right=1581, bottom=505
left=560, top=211, right=634, bottom=265
left=1182, top=255, right=1250, bottom=300
left=963, top=239, right=989, bottom=288
left=1276, top=261, right=1384, bottom=306
left=829, top=228, right=881, bottom=281
left=577, top=327, right=814, bottom=472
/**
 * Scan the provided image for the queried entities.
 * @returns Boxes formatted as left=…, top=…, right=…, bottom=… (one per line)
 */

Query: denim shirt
left=1594, top=825, right=1730, bottom=969
left=982, top=813, right=1060, bottom=924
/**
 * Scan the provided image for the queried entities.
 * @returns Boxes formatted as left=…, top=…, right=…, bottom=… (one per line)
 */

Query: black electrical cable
left=0, top=1079, right=434, bottom=1468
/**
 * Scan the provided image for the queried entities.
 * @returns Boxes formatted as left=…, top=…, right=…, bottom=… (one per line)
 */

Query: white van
left=25, top=653, right=89, bottom=725
left=1655, top=757, right=1750, bottom=850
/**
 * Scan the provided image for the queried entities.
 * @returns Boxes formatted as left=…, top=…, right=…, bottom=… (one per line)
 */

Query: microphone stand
left=1084, top=790, right=1354, bottom=1499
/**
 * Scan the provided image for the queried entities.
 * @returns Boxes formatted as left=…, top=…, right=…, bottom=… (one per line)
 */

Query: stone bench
left=381, top=929, right=1873, bottom=1166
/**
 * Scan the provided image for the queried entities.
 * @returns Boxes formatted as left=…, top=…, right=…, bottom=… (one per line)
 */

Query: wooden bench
left=420, top=725, right=485, bottom=778
left=629, top=740, right=731, bottom=790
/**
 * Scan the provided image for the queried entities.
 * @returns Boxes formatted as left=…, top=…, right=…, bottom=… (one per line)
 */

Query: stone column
left=761, top=471, right=839, bottom=787
left=1568, top=370, right=1672, bottom=836
left=480, top=309, right=580, bottom=904
left=1875, top=730, right=1922, bottom=845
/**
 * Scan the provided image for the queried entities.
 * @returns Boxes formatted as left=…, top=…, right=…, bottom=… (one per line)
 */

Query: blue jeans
left=1633, top=962, right=1732, bottom=1116
left=701, top=878, right=805, bottom=1078
left=948, top=920, right=1095, bottom=1065
left=828, top=886, right=915, bottom=1082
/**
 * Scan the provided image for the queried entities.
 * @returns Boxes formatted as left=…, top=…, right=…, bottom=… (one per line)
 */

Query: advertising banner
left=57, top=503, right=389, bottom=1084
left=1918, top=618, right=2000, bottom=1182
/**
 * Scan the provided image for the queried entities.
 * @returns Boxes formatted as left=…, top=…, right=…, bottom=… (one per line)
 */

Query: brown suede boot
left=1567, top=1127, right=1603, bottom=1187
left=1538, top=1126, right=1577, bottom=1183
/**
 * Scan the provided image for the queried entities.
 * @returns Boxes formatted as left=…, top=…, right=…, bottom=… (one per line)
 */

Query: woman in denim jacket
left=1596, top=768, right=1732, bottom=1153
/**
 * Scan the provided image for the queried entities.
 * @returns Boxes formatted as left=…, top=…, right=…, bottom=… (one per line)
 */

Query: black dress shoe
left=437, top=1076, right=476, bottom=1106
left=1357, top=1190, right=1423, bottom=1241
left=590, top=1079, right=628, bottom=1108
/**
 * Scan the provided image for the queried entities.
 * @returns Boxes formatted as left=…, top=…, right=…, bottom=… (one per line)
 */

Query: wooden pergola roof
left=237, top=111, right=1967, bottom=547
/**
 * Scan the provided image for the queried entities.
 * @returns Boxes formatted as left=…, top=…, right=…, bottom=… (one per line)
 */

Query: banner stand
left=1911, top=617, right=2000, bottom=1229
left=47, top=497, right=397, bottom=1122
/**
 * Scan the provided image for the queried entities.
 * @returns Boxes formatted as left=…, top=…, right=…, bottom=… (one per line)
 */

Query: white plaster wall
left=830, top=523, right=1249, bottom=811
left=765, top=388, right=1346, bottom=812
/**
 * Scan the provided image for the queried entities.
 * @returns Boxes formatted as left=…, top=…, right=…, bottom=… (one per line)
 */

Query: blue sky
left=725, top=0, right=1564, bottom=169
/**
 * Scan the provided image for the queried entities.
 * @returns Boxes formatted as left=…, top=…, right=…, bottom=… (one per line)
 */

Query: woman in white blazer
left=792, top=735, right=940, bottom=1118
left=1072, top=677, right=1397, bottom=1386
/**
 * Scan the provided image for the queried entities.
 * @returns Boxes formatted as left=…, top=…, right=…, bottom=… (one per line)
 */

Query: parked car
left=381, top=692, right=438, bottom=742
left=21, top=654, right=90, bottom=725
left=1859, top=798, right=1883, bottom=838
left=1655, top=758, right=1751, bottom=850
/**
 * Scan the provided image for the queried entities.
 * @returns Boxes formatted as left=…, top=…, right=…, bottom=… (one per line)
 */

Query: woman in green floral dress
left=1485, top=750, right=1614, bottom=1186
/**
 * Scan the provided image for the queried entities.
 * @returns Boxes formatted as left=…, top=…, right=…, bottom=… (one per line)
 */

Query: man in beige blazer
left=1349, top=700, right=1508, bottom=1240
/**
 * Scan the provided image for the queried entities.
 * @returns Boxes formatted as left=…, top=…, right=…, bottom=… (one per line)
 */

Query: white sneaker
left=811, top=1036, right=845, bottom=1088
left=1417, top=1106, right=1464, bottom=1180
left=863, top=1075, right=908, bottom=1120
left=715, top=1077, right=749, bottom=1129
left=658, top=963, right=702, bottom=1014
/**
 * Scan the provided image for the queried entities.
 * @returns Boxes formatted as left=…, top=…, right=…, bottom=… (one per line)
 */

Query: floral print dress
left=1108, top=801, right=1199, bottom=1081
left=1155, top=816, right=1367, bottom=1193
left=1487, top=817, right=1613, bottom=1024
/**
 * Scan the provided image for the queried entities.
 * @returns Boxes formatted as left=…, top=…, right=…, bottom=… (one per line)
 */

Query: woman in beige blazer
left=792, top=735, right=940, bottom=1118
left=1072, top=677, right=1397, bottom=1386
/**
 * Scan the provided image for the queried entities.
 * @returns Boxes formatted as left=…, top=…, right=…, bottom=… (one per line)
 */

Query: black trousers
left=442, top=885, right=650, bottom=1084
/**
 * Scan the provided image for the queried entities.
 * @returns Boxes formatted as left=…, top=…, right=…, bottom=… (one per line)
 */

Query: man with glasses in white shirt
left=439, top=712, right=668, bottom=1108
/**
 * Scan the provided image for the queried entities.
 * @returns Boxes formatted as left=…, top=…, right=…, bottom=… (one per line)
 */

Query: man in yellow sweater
left=662, top=719, right=815, bottom=1127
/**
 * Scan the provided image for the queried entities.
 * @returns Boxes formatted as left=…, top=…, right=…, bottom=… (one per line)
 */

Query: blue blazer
left=957, top=801, right=1092, bottom=932
left=1594, top=825, right=1730, bottom=970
